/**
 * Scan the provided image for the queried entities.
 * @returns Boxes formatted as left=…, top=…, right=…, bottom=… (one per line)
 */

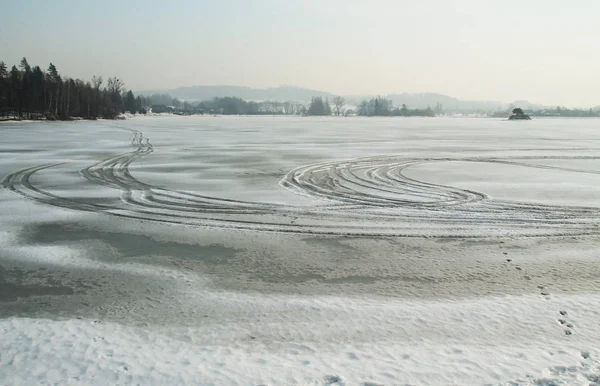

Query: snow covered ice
left=1, top=116, right=600, bottom=385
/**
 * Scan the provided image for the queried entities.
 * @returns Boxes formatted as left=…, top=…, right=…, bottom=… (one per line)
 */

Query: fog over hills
left=375, top=93, right=503, bottom=112
left=139, top=85, right=551, bottom=111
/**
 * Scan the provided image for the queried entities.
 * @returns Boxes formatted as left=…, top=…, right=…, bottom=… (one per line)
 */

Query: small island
left=509, top=107, right=531, bottom=120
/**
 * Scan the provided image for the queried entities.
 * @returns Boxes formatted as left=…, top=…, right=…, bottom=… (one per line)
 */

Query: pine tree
left=9, top=66, right=21, bottom=116
left=47, top=63, right=59, bottom=81
left=0, top=59, right=137, bottom=120
left=20, top=58, right=33, bottom=117
left=124, top=90, right=136, bottom=113
left=308, top=96, right=330, bottom=116
left=47, top=63, right=61, bottom=115
left=135, top=96, right=143, bottom=113
left=0, top=62, right=7, bottom=113
left=31, top=66, right=45, bottom=113
left=19, top=57, right=31, bottom=72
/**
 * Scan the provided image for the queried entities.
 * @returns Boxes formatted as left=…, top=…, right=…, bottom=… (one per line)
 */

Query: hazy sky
left=2, top=0, right=599, bottom=106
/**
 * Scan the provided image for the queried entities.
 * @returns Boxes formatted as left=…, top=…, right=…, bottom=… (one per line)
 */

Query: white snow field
left=1, top=116, right=599, bottom=385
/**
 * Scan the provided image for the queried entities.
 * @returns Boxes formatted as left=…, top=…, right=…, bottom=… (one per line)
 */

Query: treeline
left=0, top=57, right=144, bottom=120
left=148, top=96, right=307, bottom=115
left=529, top=106, right=600, bottom=118
left=144, top=93, right=438, bottom=117
left=357, top=97, right=436, bottom=117
left=198, top=97, right=306, bottom=115
left=0, top=59, right=441, bottom=119
left=491, top=106, right=600, bottom=118
left=305, top=96, right=435, bottom=117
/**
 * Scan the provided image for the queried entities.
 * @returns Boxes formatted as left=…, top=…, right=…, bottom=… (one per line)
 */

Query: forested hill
left=383, top=93, right=503, bottom=112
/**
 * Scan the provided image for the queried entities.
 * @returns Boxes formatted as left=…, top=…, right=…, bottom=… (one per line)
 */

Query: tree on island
left=509, top=107, right=531, bottom=120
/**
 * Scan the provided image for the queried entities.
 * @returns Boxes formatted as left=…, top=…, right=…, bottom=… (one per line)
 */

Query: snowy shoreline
left=3, top=291, right=600, bottom=385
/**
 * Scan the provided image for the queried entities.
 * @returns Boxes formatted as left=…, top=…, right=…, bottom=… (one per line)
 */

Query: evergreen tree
left=63, top=78, right=79, bottom=117
left=46, top=63, right=61, bottom=116
left=9, top=66, right=21, bottom=116
left=0, top=59, right=143, bottom=120
left=135, top=96, right=144, bottom=113
left=19, top=57, right=31, bottom=72
left=0, top=61, right=7, bottom=113
left=47, top=63, right=59, bottom=80
left=308, top=97, right=329, bottom=116
left=400, top=104, right=408, bottom=116
left=324, top=97, right=332, bottom=115
left=123, top=90, right=136, bottom=113
left=31, top=66, right=45, bottom=114
left=20, top=59, right=33, bottom=117
left=83, top=81, right=94, bottom=118
left=358, top=100, right=368, bottom=116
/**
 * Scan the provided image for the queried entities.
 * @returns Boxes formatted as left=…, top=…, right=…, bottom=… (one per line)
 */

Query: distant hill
left=139, top=85, right=334, bottom=102
left=138, top=85, right=559, bottom=112
left=509, top=100, right=548, bottom=111
left=383, top=93, right=503, bottom=112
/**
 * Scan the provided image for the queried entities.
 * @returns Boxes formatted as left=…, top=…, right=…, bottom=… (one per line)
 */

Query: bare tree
left=332, top=96, right=346, bottom=116
left=105, top=77, right=125, bottom=118
left=283, top=101, right=294, bottom=115
left=106, top=77, right=125, bottom=95
left=92, top=76, right=103, bottom=90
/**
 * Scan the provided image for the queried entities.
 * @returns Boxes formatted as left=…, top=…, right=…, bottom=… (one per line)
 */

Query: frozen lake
left=1, top=116, right=600, bottom=385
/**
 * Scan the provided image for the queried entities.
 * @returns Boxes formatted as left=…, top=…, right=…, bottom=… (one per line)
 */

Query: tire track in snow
left=3, top=127, right=599, bottom=237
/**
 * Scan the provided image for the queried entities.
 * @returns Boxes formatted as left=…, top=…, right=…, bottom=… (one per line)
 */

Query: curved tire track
left=3, top=127, right=599, bottom=237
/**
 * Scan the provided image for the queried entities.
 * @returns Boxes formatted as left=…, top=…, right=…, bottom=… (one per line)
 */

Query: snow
left=2, top=293, right=600, bottom=385
left=1, top=116, right=599, bottom=385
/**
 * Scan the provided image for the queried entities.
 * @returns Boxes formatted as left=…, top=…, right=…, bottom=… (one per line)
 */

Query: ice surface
left=1, top=116, right=600, bottom=385
left=3, top=117, right=599, bottom=236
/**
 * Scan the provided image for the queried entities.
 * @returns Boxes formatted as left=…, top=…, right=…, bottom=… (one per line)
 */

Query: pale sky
left=2, top=0, right=599, bottom=107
